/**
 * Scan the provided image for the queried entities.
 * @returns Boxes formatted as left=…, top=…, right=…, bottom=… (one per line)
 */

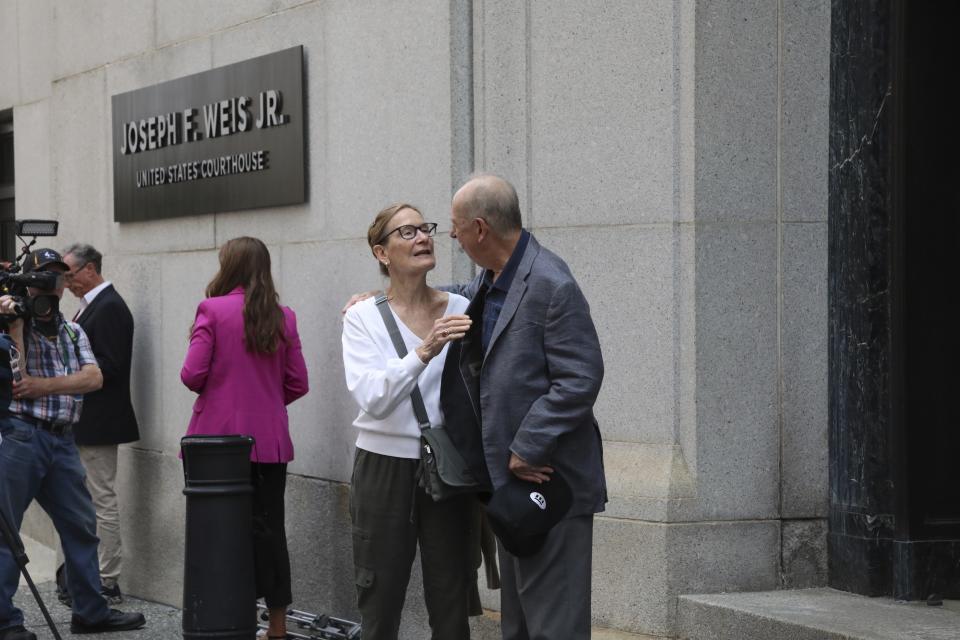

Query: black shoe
left=55, top=563, right=71, bottom=607
left=101, top=582, right=123, bottom=605
left=70, top=609, right=146, bottom=634
left=56, top=587, right=72, bottom=608
left=0, top=625, right=37, bottom=640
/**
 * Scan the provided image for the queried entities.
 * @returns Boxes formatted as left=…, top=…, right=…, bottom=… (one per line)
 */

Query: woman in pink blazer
left=181, top=236, right=309, bottom=640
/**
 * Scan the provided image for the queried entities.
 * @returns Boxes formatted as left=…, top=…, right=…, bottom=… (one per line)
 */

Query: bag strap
left=375, top=295, right=431, bottom=431
left=62, top=321, right=83, bottom=365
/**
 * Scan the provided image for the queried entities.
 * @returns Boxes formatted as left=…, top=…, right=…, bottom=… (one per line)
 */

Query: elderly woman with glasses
left=341, top=203, right=474, bottom=639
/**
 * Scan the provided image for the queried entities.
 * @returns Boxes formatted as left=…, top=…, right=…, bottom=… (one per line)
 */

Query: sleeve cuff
left=509, top=436, right=550, bottom=467
left=401, top=350, right=428, bottom=378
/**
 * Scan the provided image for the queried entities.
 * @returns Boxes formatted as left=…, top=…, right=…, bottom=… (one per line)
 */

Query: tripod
left=0, top=503, right=63, bottom=640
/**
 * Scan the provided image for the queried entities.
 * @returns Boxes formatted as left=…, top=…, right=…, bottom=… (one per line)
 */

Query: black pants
left=350, top=449, right=473, bottom=640
left=251, top=462, right=292, bottom=608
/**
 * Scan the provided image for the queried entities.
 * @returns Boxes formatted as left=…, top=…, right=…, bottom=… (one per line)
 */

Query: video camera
left=0, top=219, right=61, bottom=321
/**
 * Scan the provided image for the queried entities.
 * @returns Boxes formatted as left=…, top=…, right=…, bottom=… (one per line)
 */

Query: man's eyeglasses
left=378, top=222, right=438, bottom=244
left=63, top=262, right=87, bottom=280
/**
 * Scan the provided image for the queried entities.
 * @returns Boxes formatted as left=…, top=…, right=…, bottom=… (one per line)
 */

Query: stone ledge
left=678, top=588, right=960, bottom=640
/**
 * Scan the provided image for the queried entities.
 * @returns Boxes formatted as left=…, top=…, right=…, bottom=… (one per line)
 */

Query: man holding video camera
left=0, top=248, right=145, bottom=640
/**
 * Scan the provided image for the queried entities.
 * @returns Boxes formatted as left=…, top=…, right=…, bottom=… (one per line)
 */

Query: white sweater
left=342, top=293, right=470, bottom=459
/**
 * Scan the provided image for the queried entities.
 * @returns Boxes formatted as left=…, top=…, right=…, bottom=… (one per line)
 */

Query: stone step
left=678, top=588, right=960, bottom=640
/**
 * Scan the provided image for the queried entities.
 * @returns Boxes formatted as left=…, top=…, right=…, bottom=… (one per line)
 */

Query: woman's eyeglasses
left=378, top=222, right=438, bottom=243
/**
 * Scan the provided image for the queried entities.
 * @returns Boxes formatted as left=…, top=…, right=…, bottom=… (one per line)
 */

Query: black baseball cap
left=485, top=470, right=573, bottom=558
left=23, top=248, right=68, bottom=273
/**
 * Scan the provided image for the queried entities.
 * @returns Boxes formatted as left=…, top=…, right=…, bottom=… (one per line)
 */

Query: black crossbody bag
left=375, top=295, right=481, bottom=501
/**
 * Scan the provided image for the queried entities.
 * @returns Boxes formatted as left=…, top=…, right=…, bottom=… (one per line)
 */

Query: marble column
left=829, top=0, right=960, bottom=600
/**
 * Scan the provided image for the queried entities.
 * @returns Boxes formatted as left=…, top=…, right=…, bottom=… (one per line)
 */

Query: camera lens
left=29, top=295, right=53, bottom=317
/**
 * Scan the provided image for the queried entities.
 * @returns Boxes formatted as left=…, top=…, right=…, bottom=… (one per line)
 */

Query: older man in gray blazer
left=446, top=174, right=606, bottom=640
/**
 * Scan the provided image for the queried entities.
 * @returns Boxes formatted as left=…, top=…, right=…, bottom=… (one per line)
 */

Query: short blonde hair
left=367, top=203, right=421, bottom=276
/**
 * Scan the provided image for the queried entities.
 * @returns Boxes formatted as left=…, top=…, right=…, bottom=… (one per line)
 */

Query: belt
left=20, top=415, right=72, bottom=437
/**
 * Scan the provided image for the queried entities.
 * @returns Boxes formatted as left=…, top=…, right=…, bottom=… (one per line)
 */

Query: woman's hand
left=415, top=314, right=472, bottom=363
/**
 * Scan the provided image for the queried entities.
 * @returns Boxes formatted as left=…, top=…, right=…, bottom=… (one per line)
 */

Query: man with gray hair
left=446, top=174, right=606, bottom=639
left=342, top=175, right=607, bottom=637
left=60, top=244, right=139, bottom=604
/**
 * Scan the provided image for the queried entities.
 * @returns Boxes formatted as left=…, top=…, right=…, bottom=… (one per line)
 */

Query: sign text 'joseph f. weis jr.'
left=111, top=46, right=305, bottom=222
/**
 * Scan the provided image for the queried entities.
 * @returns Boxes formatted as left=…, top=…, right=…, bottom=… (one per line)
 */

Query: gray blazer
left=449, top=234, right=607, bottom=517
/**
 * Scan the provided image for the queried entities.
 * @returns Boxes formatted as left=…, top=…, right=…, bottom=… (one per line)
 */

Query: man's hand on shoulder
left=508, top=452, right=554, bottom=484
left=341, top=290, right=380, bottom=315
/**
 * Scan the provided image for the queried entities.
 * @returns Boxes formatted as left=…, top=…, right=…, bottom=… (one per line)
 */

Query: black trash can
left=181, top=435, right=257, bottom=640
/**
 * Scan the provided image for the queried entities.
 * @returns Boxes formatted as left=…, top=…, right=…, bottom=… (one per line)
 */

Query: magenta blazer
left=180, top=287, right=309, bottom=463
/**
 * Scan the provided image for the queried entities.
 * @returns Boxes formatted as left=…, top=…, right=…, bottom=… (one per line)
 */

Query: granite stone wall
left=1, top=1, right=831, bottom=636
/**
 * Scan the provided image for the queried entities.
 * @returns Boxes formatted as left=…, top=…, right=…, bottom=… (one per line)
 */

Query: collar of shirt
left=80, top=280, right=112, bottom=310
left=482, top=229, right=530, bottom=294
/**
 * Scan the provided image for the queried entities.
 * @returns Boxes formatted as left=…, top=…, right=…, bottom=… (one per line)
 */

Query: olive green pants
left=350, top=448, right=473, bottom=640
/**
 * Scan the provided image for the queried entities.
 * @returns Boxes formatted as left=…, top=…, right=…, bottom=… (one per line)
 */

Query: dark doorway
left=901, top=1, right=960, bottom=543
left=0, top=113, right=14, bottom=261
left=829, top=0, right=960, bottom=600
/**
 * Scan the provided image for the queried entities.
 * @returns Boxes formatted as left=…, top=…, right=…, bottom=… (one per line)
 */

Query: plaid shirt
left=10, top=315, right=98, bottom=426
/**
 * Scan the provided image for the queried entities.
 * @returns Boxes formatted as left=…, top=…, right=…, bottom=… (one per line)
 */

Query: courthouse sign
left=111, top=46, right=305, bottom=222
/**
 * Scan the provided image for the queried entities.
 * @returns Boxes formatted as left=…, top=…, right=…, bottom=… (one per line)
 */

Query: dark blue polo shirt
left=480, top=229, right=530, bottom=353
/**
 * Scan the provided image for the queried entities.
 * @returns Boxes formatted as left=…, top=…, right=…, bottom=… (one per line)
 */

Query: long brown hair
left=205, top=237, right=285, bottom=354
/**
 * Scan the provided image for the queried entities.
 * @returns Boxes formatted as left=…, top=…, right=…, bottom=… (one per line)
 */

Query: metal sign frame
left=111, top=46, right=306, bottom=222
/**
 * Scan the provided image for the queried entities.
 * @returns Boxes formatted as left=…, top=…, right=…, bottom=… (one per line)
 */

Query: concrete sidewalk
left=13, top=584, right=655, bottom=640
left=11, top=534, right=179, bottom=639
left=13, top=535, right=653, bottom=639
left=11, top=581, right=180, bottom=640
